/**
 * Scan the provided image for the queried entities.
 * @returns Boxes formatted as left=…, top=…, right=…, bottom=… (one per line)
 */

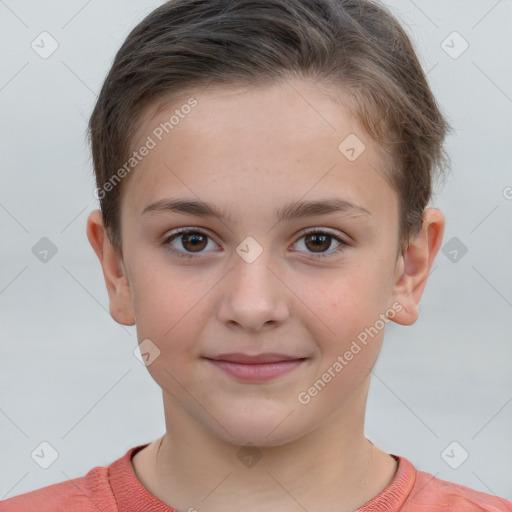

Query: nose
left=216, top=249, right=290, bottom=332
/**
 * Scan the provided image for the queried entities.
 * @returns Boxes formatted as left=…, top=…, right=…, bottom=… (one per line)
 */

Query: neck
left=136, top=406, right=397, bottom=512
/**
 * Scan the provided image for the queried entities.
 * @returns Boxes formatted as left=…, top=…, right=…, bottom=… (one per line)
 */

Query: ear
left=86, top=209, right=135, bottom=326
left=389, top=208, right=445, bottom=326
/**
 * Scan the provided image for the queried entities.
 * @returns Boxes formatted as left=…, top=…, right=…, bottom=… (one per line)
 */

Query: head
left=87, top=0, right=449, bottom=447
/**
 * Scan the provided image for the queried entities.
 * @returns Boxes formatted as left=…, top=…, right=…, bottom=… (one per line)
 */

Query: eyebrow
left=140, top=197, right=372, bottom=222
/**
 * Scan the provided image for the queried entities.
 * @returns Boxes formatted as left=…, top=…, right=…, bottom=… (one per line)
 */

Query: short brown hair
left=88, top=0, right=451, bottom=258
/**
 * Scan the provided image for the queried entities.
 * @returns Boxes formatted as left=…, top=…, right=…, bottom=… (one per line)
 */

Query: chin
left=208, top=413, right=308, bottom=449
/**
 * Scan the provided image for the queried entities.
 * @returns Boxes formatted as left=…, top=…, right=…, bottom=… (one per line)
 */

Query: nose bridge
left=234, top=245, right=276, bottom=293
left=216, top=240, right=289, bottom=330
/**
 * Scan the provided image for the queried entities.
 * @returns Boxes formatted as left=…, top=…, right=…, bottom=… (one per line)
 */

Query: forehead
left=122, top=79, right=398, bottom=228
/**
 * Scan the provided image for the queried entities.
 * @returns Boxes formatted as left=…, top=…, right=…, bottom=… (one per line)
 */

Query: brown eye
left=304, top=233, right=332, bottom=253
left=164, top=229, right=218, bottom=259
left=180, top=232, right=208, bottom=252
left=293, top=229, right=348, bottom=259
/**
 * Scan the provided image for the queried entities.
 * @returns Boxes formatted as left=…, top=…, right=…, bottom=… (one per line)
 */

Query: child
left=3, top=0, right=511, bottom=510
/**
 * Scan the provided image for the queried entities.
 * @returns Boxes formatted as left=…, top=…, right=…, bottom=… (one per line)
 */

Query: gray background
left=1, top=0, right=511, bottom=503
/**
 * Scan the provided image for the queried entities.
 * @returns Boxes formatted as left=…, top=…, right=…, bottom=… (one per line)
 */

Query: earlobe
left=389, top=208, right=445, bottom=326
left=86, top=209, right=136, bottom=326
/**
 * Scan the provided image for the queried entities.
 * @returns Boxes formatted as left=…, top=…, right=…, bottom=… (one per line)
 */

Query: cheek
left=305, top=288, right=386, bottom=404
left=131, top=270, right=208, bottom=391
left=130, top=264, right=208, bottom=351
left=306, top=267, right=390, bottom=357
left=321, top=268, right=381, bottom=316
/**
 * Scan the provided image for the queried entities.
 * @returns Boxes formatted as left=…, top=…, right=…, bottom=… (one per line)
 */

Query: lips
left=203, top=353, right=307, bottom=381
left=206, top=353, right=305, bottom=364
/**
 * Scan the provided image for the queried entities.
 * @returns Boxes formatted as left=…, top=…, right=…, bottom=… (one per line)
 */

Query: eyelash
left=163, top=227, right=349, bottom=260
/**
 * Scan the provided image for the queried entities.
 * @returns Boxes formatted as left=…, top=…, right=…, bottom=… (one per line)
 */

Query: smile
left=203, top=357, right=307, bottom=382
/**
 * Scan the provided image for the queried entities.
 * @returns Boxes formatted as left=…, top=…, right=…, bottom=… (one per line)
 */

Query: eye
left=163, top=228, right=219, bottom=259
left=163, top=227, right=349, bottom=260
left=292, top=228, right=348, bottom=259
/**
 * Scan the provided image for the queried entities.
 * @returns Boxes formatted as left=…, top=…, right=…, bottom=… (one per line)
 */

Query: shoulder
left=405, top=465, right=512, bottom=512
left=0, top=465, right=117, bottom=512
left=365, top=455, right=512, bottom=512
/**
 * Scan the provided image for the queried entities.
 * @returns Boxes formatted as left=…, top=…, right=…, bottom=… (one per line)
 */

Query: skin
left=87, top=78, right=445, bottom=512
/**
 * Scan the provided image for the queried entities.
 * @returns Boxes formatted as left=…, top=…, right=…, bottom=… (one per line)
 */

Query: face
left=101, top=79, right=417, bottom=446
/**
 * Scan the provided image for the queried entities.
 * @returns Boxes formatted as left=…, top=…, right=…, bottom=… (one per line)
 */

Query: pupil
left=307, top=234, right=330, bottom=252
left=183, top=233, right=206, bottom=251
